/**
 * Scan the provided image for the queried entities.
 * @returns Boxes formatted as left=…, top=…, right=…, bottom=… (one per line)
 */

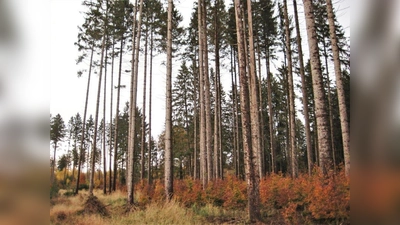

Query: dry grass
left=50, top=189, right=250, bottom=225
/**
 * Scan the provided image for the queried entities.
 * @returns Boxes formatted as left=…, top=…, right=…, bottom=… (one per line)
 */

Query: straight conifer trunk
left=141, top=25, right=148, bottom=181
left=75, top=46, right=94, bottom=194
left=292, top=0, right=313, bottom=175
left=128, top=0, right=142, bottom=204
left=164, top=0, right=174, bottom=201
left=89, top=32, right=106, bottom=196
left=113, top=37, right=124, bottom=192
left=326, top=0, right=350, bottom=176
left=234, top=0, right=261, bottom=221
left=198, top=0, right=207, bottom=188
left=283, top=0, right=297, bottom=178
left=302, top=0, right=332, bottom=175
left=247, top=0, right=262, bottom=181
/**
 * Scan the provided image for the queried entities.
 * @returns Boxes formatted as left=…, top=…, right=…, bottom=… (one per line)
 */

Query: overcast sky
left=49, top=0, right=350, bottom=153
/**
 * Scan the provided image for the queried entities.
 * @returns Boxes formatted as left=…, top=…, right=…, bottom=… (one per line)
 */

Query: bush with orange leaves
left=134, top=169, right=349, bottom=223
left=259, top=168, right=350, bottom=223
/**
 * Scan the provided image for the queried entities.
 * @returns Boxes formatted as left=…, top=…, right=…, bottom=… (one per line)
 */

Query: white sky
left=49, top=0, right=350, bottom=155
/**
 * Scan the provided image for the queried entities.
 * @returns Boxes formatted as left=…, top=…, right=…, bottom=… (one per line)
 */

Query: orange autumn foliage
left=133, top=169, right=349, bottom=223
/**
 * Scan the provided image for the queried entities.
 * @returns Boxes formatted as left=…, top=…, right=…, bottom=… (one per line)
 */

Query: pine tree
left=50, top=114, right=66, bottom=184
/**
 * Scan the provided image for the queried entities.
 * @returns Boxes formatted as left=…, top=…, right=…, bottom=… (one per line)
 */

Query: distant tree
left=50, top=114, right=66, bottom=184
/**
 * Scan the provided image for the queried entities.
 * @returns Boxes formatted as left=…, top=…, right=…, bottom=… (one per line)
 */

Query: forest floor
left=50, top=189, right=287, bottom=225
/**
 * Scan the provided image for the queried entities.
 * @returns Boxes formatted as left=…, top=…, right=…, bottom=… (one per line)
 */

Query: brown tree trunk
left=148, top=23, right=154, bottom=184
left=326, top=0, right=350, bottom=176
left=141, top=25, right=148, bottom=181
left=235, top=0, right=261, bottom=221
left=247, top=0, right=262, bottom=181
left=89, top=31, right=106, bottom=196
left=283, top=0, right=297, bottom=178
left=113, top=37, right=124, bottom=192
left=198, top=0, right=207, bottom=187
left=292, top=0, right=313, bottom=175
left=302, top=0, right=332, bottom=175
left=127, top=0, right=142, bottom=204
left=164, top=0, right=174, bottom=201
left=75, top=46, right=94, bottom=194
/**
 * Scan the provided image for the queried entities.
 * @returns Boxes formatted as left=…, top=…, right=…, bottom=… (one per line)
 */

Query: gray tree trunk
left=302, top=0, right=333, bottom=175
left=235, top=0, right=260, bottom=221
left=326, top=0, right=350, bottom=176
left=164, top=0, right=174, bottom=201
left=283, top=0, right=297, bottom=178
left=292, top=0, right=313, bottom=175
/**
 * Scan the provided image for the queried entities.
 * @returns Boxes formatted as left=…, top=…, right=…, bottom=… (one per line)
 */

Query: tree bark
left=292, top=0, right=313, bottom=175
left=89, top=31, right=106, bottom=196
left=302, top=0, right=332, bottom=175
left=247, top=0, right=262, bottom=181
left=127, top=0, right=142, bottom=204
left=235, top=0, right=261, bottom=221
left=75, top=46, right=94, bottom=194
left=141, top=24, right=148, bottom=181
left=198, top=0, right=207, bottom=188
left=113, top=37, right=124, bottom=192
left=283, top=0, right=297, bottom=178
left=164, top=0, right=174, bottom=201
left=326, top=0, right=350, bottom=176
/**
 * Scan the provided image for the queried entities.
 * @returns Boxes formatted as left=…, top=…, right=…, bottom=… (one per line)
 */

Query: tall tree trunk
left=247, top=0, right=262, bottom=180
left=128, top=0, right=142, bottom=204
left=283, top=0, right=297, bottom=178
left=103, top=42, right=108, bottom=195
left=75, top=46, right=94, bottom=194
left=302, top=0, right=332, bottom=175
left=113, top=37, right=124, bottom=192
left=257, top=42, right=266, bottom=175
left=266, top=50, right=276, bottom=173
left=148, top=23, right=154, bottom=184
left=235, top=0, right=260, bottom=221
left=293, top=0, right=313, bottom=175
left=109, top=39, right=115, bottom=194
left=201, top=0, right=213, bottom=183
left=141, top=25, right=148, bottom=182
left=322, top=41, right=336, bottom=171
left=326, top=0, right=350, bottom=176
left=193, top=56, right=198, bottom=180
left=89, top=32, right=106, bottom=196
left=230, top=46, right=238, bottom=178
left=213, top=3, right=221, bottom=179
left=198, top=0, right=207, bottom=188
left=164, top=0, right=174, bottom=201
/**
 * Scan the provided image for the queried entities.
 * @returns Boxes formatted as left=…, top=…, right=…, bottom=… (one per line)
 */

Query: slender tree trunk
left=141, top=26, right=148, bottom=182
left=193, top=56, right=198, bottom=180
left=103, top=30, right=108, bottom=195
left=113, top=37, right=124, bottom=192
left=109, top=40, right=115, bottom=194
left=326, top=0, right=350, bottom=176
left=89, top=31, right=106, bottom=196
left=247, top=0, right=262, bottom=180
left=128, top=0, right=142, bottom=204
left=230, top=47, right=238, bottom=178
left=198, top=0, right=207, bottom=188
left=75, top=46, right=94, bottom=194
left=235, top=0, right=260, bottom=221
left=283, top=0, right=297, bottom=178
left=302, top=0, right=332, bottom=175
left=213, top=4, right=221, bottom=179
left=52, top=143, right=57, bottom=184
left=293, top=0, right=313, bottom=175
left=234, top=51, right=241, bottom=178
left=201, top=0, right=213, bottom=183
left=323, top=41, right=336, bottom=172
left=164, top=0, right=173, bottom=201
left=266, top=51, right=276, bottom=173
left=148, top=24, right=154, bottom=184
left=256, top=42, right=266, bottom=175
